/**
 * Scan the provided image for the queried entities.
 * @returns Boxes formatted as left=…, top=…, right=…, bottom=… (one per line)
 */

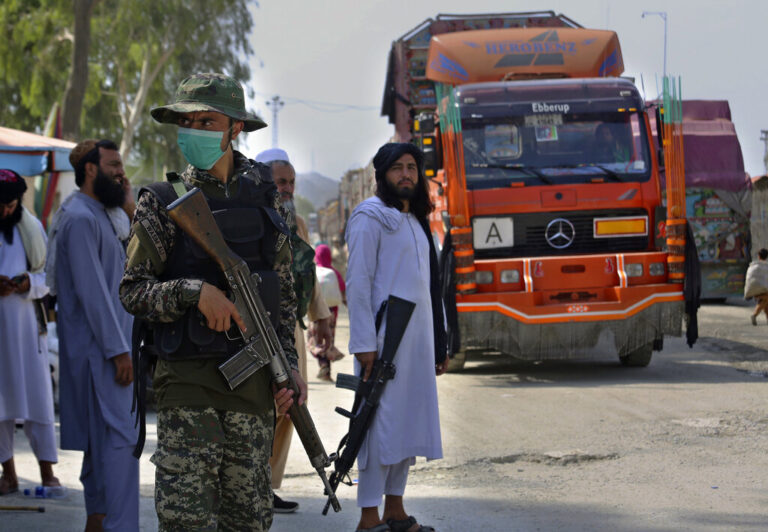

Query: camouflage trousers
left=151, top=406, right=274, bottom=531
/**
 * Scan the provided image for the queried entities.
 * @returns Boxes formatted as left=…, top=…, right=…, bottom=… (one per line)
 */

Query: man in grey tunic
left=53, top=139, right=138, bottom=531
left=346, top=143, right=448, bottom=532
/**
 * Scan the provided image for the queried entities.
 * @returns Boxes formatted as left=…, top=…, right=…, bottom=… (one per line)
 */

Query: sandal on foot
left=0, top=475, right=19, bottom=496
left=356, top=525, right=391, bottom=532
left=387, top=516, right=436, bottom=532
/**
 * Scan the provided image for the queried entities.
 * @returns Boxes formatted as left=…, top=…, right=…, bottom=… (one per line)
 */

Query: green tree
left=0, top=0, right=72, bottom=133
left=295, top=194, right=316, bottom=220
left=0, top=0, right=257, bottom=180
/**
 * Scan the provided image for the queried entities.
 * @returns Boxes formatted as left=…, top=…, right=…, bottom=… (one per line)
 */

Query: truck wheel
left=446, top=350, right=467, bottom=372
left=619, top=343, right=653, bottom=367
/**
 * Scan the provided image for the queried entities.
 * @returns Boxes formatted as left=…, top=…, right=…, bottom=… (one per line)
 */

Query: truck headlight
left=500, top=270, right=520, bottom=283
left=475, top=271, right=493, bottom=284
left=624, top=263, right=643, bottom=277
left=649, top=262, right=665, bottom=276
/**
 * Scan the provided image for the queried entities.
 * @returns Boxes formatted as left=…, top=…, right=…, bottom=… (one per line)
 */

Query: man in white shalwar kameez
left=0, top=169, right=60, bottom=496
left=54, top=140, right=138, bottom=531
left=346, top=143, right=448, bottom=532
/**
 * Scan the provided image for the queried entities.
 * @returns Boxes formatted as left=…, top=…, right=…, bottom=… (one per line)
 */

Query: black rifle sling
left=130, top=319, right=151, bottom=458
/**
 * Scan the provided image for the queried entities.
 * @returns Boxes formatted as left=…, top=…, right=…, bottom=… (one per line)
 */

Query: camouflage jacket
left=119, top=151, right=299, bottom=368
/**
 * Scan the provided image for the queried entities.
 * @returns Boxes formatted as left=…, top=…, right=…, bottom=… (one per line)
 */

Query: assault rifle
left=167, top=187, right=341, bottom=513
left=322, top=295, right=416, bottom=515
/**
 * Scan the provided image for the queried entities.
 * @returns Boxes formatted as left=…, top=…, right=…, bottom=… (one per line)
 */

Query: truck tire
left=446, top=350, right=467, bottom=372
left=619, top=343, right=653, bottom=367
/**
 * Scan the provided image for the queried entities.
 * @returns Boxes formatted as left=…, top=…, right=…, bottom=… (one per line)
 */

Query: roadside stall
left=0, top=126, right=75, bottom=227
left=652, top=101, right=751, bottom=299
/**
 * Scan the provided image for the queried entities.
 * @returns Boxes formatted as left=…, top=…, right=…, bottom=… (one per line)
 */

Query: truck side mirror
left=416, top=113, right=435, bottom=134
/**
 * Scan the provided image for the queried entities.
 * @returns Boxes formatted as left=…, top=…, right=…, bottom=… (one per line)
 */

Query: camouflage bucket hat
left=150, top=73, right=267, bottom=132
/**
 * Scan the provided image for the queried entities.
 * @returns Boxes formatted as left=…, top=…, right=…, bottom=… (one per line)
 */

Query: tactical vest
left=140, top=173, right=289, bottom=361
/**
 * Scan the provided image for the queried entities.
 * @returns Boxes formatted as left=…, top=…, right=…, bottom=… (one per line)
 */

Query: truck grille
left=474, top=209, right=650, bottom=259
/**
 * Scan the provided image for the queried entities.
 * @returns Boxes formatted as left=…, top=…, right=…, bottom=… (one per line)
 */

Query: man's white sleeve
left=346, top=214, right=379, bottom=354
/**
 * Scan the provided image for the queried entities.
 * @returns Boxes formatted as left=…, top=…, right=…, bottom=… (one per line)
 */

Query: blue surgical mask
left=177, top=127, right=228, bottom=170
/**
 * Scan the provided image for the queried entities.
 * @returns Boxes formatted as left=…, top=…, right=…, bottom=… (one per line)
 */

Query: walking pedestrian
left=745, top=248, right=768, bottom=325
left=311, top=243, right=347, bottom=381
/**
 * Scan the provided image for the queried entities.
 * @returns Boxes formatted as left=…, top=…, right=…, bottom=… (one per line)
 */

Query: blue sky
left=243, top=0, right=766, bottom=180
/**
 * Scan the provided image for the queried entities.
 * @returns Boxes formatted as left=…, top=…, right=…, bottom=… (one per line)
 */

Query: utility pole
left=266, top=95, right=284, bottom=148
left=642, top=11, right=668, bottom=78
left=761, top=130, right=768, bottom=174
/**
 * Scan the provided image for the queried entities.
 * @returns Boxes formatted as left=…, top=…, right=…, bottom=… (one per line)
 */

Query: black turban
left=372, top=142, right=424, bottom=182
left=0, top=169, right=27, bottom=204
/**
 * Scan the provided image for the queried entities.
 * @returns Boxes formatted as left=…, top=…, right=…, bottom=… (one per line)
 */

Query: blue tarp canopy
left=0, top=126, right=75, bottom=175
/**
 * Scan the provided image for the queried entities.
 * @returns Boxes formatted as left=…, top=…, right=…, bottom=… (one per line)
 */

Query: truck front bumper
left=457, top=290, right=684, bottom=360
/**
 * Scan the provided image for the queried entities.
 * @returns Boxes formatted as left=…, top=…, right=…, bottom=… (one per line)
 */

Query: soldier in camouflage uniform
left=119, top=73, right=304, bottom=531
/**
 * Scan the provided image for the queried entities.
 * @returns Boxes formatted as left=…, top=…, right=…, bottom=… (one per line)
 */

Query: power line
left=253, top=91, right=378, bottom=113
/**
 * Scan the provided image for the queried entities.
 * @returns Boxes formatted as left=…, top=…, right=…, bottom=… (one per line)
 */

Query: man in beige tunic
left=256, top=148, right=332, bottom=512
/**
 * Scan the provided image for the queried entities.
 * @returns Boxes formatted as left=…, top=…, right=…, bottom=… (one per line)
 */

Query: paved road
left=3, top=299, right=767, bottom=531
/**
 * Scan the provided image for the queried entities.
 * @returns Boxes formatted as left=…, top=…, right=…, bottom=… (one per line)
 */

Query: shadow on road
left=271, top=492, right=768, bottom=532
left=451, top=335, right=768, bottom=388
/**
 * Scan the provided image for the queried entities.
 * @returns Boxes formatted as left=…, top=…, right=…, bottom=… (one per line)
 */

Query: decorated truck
left=381, top=12, right=691, bottom=370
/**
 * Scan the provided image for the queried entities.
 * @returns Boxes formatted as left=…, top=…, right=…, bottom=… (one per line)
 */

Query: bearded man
left=346, top=143, right=448, bottom=532
left=0, top=169, right=61, bottom=496
left=255, top=147, right=332, bottom=513
left=53, top=139, right=138, bottom=531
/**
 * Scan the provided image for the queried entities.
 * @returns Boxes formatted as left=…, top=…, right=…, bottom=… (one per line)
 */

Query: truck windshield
left=461, top=111, right=651, bottom=189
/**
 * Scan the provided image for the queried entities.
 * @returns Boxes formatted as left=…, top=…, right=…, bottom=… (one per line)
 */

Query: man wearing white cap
left=255, top=148, right=333, bottom=513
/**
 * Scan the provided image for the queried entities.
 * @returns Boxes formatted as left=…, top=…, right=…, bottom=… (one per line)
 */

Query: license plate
left=473, top=217, right=514, bottom=250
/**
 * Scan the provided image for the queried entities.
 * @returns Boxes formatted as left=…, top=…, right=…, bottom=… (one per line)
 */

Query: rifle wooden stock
left=166, top=187, right=341, bottom=513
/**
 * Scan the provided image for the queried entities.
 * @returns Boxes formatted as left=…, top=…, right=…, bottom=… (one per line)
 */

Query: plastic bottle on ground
left=23, top=485, right=68, bottom=498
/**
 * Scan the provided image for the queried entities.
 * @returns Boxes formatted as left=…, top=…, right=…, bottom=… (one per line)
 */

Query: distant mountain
left=296, top=171, right=339, bottom=209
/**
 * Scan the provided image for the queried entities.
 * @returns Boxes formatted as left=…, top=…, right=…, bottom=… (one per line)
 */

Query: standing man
left=0, top=169, right=60, bottom=496
left=255, top=148, right=332, bottom=512
left=54, top=140, right=138, bottom=531
left=346, top=143, right=448, bottom=532
left=120, top=73, right=304, bottom=531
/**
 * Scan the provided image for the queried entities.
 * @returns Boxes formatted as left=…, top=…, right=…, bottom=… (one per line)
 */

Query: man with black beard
left=50, top=139, right=139, bottom=531
left=346, top=143, right=447, bottom=532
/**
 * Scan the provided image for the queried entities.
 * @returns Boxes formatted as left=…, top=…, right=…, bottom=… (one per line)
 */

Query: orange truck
left=381, top=12, right=688, bottom=370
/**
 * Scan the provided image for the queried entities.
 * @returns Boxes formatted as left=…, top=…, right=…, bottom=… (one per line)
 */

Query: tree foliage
left=295, top=194, right=316, bottom=220
left=0, top=0, right=257, bottom=182
left=0, top=0, right=72, bottom=132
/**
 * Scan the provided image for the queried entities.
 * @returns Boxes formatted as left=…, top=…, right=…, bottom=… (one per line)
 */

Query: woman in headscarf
left=310, top=244, right=346, bottom=381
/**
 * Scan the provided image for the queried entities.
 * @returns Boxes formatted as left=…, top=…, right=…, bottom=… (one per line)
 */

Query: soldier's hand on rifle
left=355, top=351, right=377, bottom=382
left=197, top=281, right=247, bottom=333
left=273, top=369, right=307, bottom=417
